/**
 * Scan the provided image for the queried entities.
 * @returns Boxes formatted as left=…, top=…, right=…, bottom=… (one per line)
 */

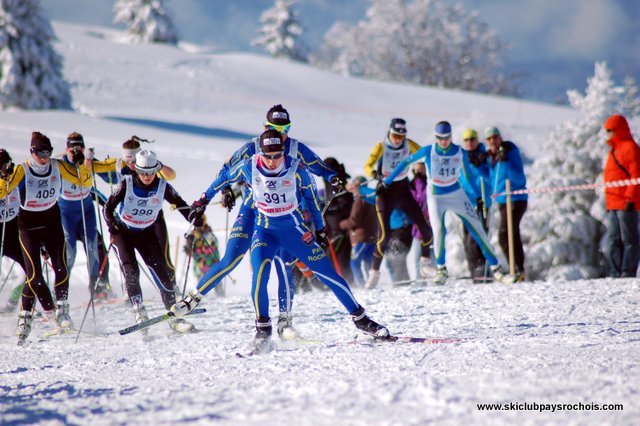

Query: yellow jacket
left=363, top=139, right=422, bottom=177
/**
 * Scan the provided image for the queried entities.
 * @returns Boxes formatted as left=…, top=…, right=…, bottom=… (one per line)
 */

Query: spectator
left=603, top=114, right=640, bottom=277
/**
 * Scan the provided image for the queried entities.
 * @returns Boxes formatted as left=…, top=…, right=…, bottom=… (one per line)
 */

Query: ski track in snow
left=1, top=278, right=638, bottom=426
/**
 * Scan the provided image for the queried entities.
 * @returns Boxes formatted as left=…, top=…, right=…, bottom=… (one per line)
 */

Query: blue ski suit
left=208, top=155, right=359, bottom=319
left=194, top=136, right=337, bottom=313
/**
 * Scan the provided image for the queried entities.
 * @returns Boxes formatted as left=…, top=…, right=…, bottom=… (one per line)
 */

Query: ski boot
left=420, top=257, right=436, bottom=278
left=351, top=306, right=389, bottom=338
left=364, top=269, right=380, bottom=289
left=168, top=318, right=195, bottom=334
left=16, top=310, right=34, bottom=345
left=491, top=264, right=513, bottom=283
left=171, top=289, right=203, bottom=317
left=253, top=317, right=273, bottom=353
left=54, top=300, right=73, bottom=330
left=433, top=265, right=448, bottom=285
left=277, top=313, right=300, bottom=340
left=93, top=282, right=117, bottom=302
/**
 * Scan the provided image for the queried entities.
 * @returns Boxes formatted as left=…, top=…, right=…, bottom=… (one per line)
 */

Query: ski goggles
left=264, top=121, right=291, bottom=134
left=33, top=149, right=52, bottom=159
left=135, top=165, right=160, bottom=176
left=260, top=151, right=284, bottom=160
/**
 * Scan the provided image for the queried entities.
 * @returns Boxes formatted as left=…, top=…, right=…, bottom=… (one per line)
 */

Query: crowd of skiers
left=1, top=106, right=637, bottom=347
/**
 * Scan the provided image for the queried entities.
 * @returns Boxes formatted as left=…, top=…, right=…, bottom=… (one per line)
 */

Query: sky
left=37, top=0, right=640, bottom=103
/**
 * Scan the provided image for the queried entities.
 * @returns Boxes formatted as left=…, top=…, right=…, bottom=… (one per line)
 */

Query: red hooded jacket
left=603, top=114, right=640, bottom=210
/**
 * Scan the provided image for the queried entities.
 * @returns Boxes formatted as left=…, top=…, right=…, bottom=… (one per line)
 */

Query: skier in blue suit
left=175, top=129, right=388, bottom=345
left=171, top=105, right=345, bottom=338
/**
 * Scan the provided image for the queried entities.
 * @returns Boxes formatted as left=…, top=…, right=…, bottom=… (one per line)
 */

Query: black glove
left=315, top=229, right=329, bottom=250
left=469, top=151, right=487, bottom=167
left=40, top=245, right=49, bottom=259
left=108, top=220, right=122, bottom=236
left=220, top=186, right=236, bottom=212
left=71, top=148, right=85, bottom=165
left=329, top=175, right=346, bottom=192
left=0, top=161, right=14, bottom=179
left=189, top=197, right=208, bottom=225
left=625, top=201, right=635, bottom=212
left=495, top=146, right=507, bottom=162
left=376, top=179, right=389, bottom=195
left=371, top=170, right=381, bottom=180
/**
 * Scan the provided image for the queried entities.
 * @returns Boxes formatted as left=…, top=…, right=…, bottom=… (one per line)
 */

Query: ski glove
left=108, top=220, right=122, bottom=236
left=371, top=170, right=381, bottom=180
left=85, top=148, right=95, bottom=161
left=329, top=176, right=346, bottom=192
left=71, top=148, right=85, bottom=165
left=315, top=229, right=329, bottom=249
left=189, top=197, right=208, bottom=226
left=376, top=179, right=389, bottom=195
left=625, top=201, right=635, bottom=212
left=0, top=161, right=14, bottom=179
left=220, top=186, right=236, bottom=212
left=302, top=231, right=314, bottom=245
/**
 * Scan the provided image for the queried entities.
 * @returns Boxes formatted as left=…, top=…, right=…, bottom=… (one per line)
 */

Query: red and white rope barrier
left=493, top=177, right=640, bottom=197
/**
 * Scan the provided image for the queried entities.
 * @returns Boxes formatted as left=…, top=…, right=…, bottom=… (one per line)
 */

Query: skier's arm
left=296, top=143, right=336, bottom=180
left=298, top=169, right=324, bottom=231
left=363, top=142, right=384, bottom=177
left=384, top=146, right=427, bottom=184
left=202, top=160, right=250, bottom=202
left=103, top=181, right=126, bottom=228
left=623, top=144, right=640, bottom=202
left=0, top=164, right=24, bottom=198
left=164, top=182, right=190, bottom=221
left=339, top=198, right=365, bottom=231
left=217, top=142, right=254, bottom=178
left=158, top=163, right=176, bottom=180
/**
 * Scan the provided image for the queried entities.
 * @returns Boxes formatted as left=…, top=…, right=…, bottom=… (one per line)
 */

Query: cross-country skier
left=0, top=132, right=73, bottom=343
left=0, top=149, right=28, bottom=313
left=363, top=118, right=433, bottom=289
left=57, top=132, right=115, bottom=299
left=459, top=128, right=493, bottom=281
left=383, top=121, right=511, bottom=285
left=183, top=129, right=388, bottom=348
left=103, top=150, right=196, bottom=333
left=171, top=105, right=344, bottom=338
left=92, top=136, right=178, bottom=297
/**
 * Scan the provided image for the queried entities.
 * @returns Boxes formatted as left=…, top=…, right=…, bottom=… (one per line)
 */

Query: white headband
left=122, top=147, right=141, bottom=162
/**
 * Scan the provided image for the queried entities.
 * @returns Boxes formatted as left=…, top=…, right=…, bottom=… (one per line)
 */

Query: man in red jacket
left=603, top=114, right=640, bottom=278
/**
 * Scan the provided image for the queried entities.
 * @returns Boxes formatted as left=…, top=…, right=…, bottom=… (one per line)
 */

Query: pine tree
left=522, top=62, right=639, bottom=280
left=311, top=0, right=514, bottom=95
left=252, top=0, right=306, bottom=62
left=0, top=0, right=71, bottom=109
left=113, top=0, right=178, bottom=44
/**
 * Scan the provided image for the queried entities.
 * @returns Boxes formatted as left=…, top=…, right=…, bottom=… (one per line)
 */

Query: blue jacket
left=460, top=144, right=492, bottom=208
left=486, top=141, right=528, bottom=204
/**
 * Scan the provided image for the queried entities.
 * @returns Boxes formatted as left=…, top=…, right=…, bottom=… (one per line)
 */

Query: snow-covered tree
left=0, top=0, right=71, bottom=109
left=523, top=62, right=639, bottom=280
left=114, top=0, right=178, bottom=44
left=252, top=0, right=306, bottom=62
left=311, top=0, right=515, bottom=95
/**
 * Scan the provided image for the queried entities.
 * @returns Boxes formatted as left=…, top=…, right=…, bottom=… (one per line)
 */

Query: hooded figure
left=603, top=114, right=640, bottom=278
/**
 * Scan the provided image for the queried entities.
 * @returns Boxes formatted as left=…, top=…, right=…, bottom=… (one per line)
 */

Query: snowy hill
left=0, top=22, right=637, bottom=426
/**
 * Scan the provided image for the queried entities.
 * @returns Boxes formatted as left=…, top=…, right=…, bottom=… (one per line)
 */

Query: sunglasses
left=261, top=152, right=284, bottom=160
left=1, top=161, right=14, bottom=175
left=486, top=136, right=500, bottom=141
left=136, top=168, right=157, bottom=177
left=33, top=150, right=52, bottom=159
left=463, top=138, right=477, bottom=142
left=436, top=135, right=451, bottom=141
left=265, top=121, right=291, bottom=134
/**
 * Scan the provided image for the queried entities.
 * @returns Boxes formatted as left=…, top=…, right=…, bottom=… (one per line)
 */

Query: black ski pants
left=112, top=224, right=177, bottom=309
left=18, top=206, right=69, bottom=312
left=498, top=200, right=527, bottom=273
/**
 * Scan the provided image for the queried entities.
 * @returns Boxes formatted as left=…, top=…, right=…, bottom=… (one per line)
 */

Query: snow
left=0, top=22, right=638, bottom=425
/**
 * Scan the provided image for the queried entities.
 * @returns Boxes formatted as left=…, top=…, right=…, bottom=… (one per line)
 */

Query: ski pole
left=483, top=160, right=502, bottom=279
left=181, top=222, right=196, bottom=298
left=505, top=179, right=516, bottom=276
left=0, top=180, right=9, bottom=279
left=89, top=151, right=111, bottom=291
left=76, top=164, right=97, bottom=325
left=75, top=242, right=113, bottom=343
